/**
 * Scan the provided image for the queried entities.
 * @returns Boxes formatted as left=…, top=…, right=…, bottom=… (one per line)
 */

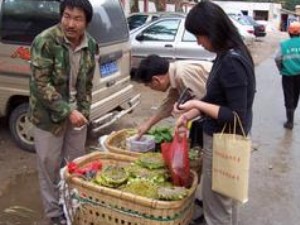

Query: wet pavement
left=239, top=55, right=300, bottom=225
left=1, top=36, right=300, bottom=225
left=0, top=172, right=43, bottom=225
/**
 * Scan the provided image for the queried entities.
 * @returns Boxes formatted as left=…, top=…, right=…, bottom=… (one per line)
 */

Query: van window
left=0, top=0, right=128, bottom=45
left=0, top=0, right=59, bottom=44
left=127, top=14, right=149, bottom=30
left=88, top=0, right=128, bottom=45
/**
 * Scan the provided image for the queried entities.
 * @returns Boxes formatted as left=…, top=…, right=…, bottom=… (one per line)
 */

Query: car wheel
left=9, top=103, right=35, bottom=153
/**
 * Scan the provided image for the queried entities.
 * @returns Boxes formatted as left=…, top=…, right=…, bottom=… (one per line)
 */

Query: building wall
left=214, top=1, right=282, bottom=29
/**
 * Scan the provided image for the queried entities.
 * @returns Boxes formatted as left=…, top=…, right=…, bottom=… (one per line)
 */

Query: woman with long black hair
left=174, top=1, right=256, bottom=225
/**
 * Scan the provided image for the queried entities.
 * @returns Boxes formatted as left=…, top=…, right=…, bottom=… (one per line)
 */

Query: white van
left=0, top=0, right=140, bottom=152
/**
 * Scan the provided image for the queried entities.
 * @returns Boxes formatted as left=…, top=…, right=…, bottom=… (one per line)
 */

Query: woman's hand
left=175, top=114, right=189, bottom=134
left=173, top=100, right=198, bottom=115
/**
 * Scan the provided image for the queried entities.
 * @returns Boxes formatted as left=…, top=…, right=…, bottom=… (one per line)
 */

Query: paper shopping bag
left=212, top=115, right=251, bottom=204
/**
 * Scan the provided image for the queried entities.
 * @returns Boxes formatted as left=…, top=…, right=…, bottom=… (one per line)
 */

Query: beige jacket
left=157, top=60, right=212, bottom=118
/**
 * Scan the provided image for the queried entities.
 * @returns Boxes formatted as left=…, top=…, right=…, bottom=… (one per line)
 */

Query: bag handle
left=221, top=112, right=246, bottom=137
left=233, top=112, right=246, bottom=137
left=174, top=130, right=188, bottom=142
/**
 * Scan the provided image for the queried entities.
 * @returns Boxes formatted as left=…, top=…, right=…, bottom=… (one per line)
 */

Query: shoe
left=284, top=121, right=293, bottom=130
left=284, top=109, right=294, bottom=130
left=189, top=215, right=206, bottom=225
left=195, top=199, right=203, bottom=207
left=192, top=199, right=204, bottom=224
left=51, top=214, right=67, bottom=225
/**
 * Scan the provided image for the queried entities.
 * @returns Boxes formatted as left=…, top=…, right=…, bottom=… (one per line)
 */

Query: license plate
left=100, top=61, right=118, bottom=77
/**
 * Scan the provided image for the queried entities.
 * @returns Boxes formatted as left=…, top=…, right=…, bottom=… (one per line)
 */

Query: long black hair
left=60, top=0, right=93, bottom=24
left=185, top=0, right=253, bottom=64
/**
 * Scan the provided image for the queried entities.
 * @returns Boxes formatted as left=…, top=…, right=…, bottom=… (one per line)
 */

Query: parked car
left=130, top=16, right=215, bottom=71
left=243, top=16, right=266, bottom=37
left=130, top=16, right=254, bottom=71
left=228, top=14, right=255, bottom=35
left=127, top=12, right=185, bottom=31
left=256, top=20, right=276, bottom=32
left=229, top=17, right=255, bottom=44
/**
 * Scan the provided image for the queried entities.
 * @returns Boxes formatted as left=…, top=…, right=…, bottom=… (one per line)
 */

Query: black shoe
left=192, top=199, right=204, bottom=224
left=51, top=214, right=67, bottom=225
left=189, top=215, right=205, bottom=225
left=195, top=199, right=203, bottom=207
left=284, top=121, right=293, bottom=130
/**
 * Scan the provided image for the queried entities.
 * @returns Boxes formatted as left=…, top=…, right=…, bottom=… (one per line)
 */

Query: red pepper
left=67, top=161, right=102, bottom=175
left=67, top=162, right=78, bottom=173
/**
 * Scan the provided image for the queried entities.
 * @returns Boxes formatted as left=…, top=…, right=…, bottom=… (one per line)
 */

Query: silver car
left=130, top=17, right=215, bottom=70
left=127, top=12, right=185, bottom=31
left=130, top=16, right=255, bottom=71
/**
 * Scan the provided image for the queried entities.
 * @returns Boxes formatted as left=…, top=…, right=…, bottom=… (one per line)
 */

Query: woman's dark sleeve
left=218, top=57, right=249, bottom=123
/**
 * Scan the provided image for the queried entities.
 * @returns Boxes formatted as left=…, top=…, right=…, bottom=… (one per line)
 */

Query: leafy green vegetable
left=136, top=152, right=165, bottom=169
left=148, top=127, right=173, bottom=143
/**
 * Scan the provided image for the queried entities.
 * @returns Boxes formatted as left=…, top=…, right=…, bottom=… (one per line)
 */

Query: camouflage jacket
left=29, top=24, right=98, bottom=135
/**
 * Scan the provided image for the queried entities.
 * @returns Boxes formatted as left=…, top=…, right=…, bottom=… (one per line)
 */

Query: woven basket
left=63, top=152, right=198, bottom=225
left=105, top=129, right=203, bottom=175
left=104, top=129, right=142, bottom=157
left=189, top=155, right=202, bottom=181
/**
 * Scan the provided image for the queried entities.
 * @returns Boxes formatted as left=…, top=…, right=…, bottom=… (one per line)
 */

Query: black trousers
left=282, top=75, right=300, bottom=110
left=189, top=119, right=204, bottom=148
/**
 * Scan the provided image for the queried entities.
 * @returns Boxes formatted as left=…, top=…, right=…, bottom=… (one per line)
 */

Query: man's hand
left=137, top=122, right=152, bottom=139
left=69, top=110, right=88, bottom=127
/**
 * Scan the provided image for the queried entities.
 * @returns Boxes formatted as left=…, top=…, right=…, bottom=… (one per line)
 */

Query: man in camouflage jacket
left=29, top=11, right=97, bottom=135
left=29, top=0, right=98, bottom=224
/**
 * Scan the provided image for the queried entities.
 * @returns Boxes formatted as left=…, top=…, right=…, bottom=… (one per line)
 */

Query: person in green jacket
left=29, top=0, right=98, bottom=224
left=275, top=21, right=300, bottom=129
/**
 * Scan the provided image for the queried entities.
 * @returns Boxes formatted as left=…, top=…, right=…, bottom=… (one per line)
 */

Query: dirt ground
left=0, top=31, right=287, bottom=224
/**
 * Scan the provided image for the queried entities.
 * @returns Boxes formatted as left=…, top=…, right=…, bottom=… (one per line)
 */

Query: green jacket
left=29, top=24, right=98, bottom=135
left=279, top=37, right=300, bottom=76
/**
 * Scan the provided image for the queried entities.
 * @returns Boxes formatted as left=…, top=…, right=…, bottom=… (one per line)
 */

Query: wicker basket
left=63, top=152, right=198, bottom=225
left=104, top=129, right=142, bottom=157
left=105, top=129, right=203, bottom=175
left=189, top=155, right=202, bottom=181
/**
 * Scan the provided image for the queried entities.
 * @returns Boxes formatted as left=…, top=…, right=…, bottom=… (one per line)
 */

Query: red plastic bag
left=162, top=132, right=190, bottom=187
left=161, top=142, right=172, bottom=163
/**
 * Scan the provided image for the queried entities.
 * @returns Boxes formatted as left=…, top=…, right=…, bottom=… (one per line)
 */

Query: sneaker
left=51, top=214, right=67, bottom=225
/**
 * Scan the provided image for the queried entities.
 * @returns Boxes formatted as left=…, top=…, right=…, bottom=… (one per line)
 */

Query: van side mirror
left=136, top=33, right=145, bottom=41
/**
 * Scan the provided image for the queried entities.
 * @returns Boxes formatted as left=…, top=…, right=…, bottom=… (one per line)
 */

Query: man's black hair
left=60, top=0, right=93, bottom=24
left=133, top=55, right=169, bottom=83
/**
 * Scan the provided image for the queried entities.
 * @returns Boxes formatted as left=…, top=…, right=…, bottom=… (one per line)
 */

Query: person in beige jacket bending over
left=132, top=54, right=212, bottom=139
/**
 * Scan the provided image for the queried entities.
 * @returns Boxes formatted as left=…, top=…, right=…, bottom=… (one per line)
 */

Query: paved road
left=1, top=33, right=299, bottom=225
left=239, top=55, right=300, bottom=225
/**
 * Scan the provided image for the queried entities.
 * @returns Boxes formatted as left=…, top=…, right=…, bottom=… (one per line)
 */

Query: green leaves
left=148, top=127, right=173, bottom=144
